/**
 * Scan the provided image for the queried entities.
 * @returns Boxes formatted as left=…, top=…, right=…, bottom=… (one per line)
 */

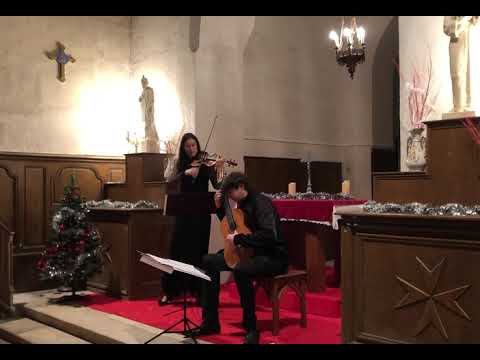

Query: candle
left=329, top=30, right=340, bottom=48
left=342, top=180, right=351, bottom=195
left=288, top=182, right=297, bottom=195
left=357, top=27, right=366, bottom=45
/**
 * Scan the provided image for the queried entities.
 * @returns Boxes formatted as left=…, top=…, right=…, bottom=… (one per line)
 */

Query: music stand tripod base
left=144, top=274, right=200, bottom=344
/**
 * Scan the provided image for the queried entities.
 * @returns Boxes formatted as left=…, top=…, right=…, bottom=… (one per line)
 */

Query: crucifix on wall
left=45, top=42, right=76, bottom=82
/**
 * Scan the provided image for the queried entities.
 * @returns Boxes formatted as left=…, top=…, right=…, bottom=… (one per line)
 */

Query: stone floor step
left=15, top=291, right=209, bottom=344
left=0, top=318, right=90, bottom=344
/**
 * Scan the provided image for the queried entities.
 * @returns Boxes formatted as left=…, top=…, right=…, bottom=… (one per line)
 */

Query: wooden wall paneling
left=305, top=225, right=327, bottom=292
left=86, top=209, right=175, bottom=300
left=244, top=157, right=305, bottom=194
left=373, top=118, right=480, bottom=205
left=129, top=212, right=175, bottom=299
left=427, top=121, right=480, bottom=204
left=244, top=156, right=342, bottom=194
left=88, top=214, right=130, bottom=298
left=142, top=153, right=169, bottom=182
left=281, top=222, right=306, bottom=270
left=53, top=166, right=104, bottom=204
left=338, top=209, right=480, bottom=344
left=109, top=168, right=125, bottom=183
left=372, top=173, right=432, bottom=204
left=0, top=152, right=126, bottom=293
left=355, top=234, right=480, bottom=344
left=142, top=183, right=168, bottom=205
left=340, top=225, right=354, bottom=343
left=0, top=166, right=16, bottom=235
left=13, top=252, right=59, bottom=292
left=23, top=167, right=46, bottom=249
left=0, top=222, right=14, bottom=313
left=104, top=184, right=129, bottom=201
left=310, top=161, right=342, bottom=193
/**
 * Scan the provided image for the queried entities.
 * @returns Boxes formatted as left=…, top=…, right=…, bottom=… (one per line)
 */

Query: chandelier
left=329, top=17, right=366, bottom=79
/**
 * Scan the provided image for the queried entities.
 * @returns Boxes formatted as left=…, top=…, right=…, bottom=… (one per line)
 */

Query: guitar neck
left=223, top=196, right=237, bottom=232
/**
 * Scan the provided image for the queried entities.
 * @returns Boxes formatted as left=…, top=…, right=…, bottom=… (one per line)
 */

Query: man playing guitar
left=191, top=172, right=289, bottom=344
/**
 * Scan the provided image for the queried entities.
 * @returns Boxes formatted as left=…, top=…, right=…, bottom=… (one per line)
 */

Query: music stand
left=139, top=252, right=211, bottom=344
left=143, top=192, right=217, bottom=344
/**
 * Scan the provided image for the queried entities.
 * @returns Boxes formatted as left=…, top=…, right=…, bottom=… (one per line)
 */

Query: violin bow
left=202, top=114, right=219, bottom=158
left=191, top=114, right=219, bottom=183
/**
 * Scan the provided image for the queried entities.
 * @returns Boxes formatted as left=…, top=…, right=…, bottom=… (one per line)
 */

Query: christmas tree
left=36, top=175, right=106, bottom=298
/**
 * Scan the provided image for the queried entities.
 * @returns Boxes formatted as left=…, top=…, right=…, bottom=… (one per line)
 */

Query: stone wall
left=0, top=16, right=132, bottom=156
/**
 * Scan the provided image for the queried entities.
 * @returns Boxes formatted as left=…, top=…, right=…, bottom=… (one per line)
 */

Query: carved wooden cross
left=45, top=42, right=76, bottom=82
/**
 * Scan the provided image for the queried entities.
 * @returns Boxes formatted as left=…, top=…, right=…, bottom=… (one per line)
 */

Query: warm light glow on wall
left=72, top=70, right=185, bottom=156
left=73, top=73, right=133, bottom=156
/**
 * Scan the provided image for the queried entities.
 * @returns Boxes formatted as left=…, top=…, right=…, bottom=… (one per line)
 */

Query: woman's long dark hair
left=176, top=133, right=202, bottom=173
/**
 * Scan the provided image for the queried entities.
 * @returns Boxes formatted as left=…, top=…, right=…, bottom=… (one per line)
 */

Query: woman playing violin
left=160, top=132, right=225, bottom=305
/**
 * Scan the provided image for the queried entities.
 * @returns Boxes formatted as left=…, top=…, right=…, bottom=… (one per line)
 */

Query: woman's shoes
left=158, top=295, right=172, bottom=306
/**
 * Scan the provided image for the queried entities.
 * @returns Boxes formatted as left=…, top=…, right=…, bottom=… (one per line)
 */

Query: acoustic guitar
left=220, top=194, right=254, bottom=268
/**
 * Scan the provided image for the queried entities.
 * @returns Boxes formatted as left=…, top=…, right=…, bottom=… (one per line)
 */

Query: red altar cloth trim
left=272, top=199, right=367, bottom=223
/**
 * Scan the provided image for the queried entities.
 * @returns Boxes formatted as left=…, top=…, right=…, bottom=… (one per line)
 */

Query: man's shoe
left=190, top=322, right=221, bottom=336
left=244, top=330, right=260, bottom=344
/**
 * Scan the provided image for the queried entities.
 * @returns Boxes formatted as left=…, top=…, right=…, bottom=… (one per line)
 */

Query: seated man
left=192, top=172, right=289, bottom=344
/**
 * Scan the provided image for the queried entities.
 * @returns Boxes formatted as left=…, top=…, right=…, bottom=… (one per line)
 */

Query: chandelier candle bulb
left=343, top=27, right=352, bottom=45
left=357, top=27, right=366, bottom=44
left=329, top=31, right=340, bottom=48
left=288, top=182, right=297, bottom=195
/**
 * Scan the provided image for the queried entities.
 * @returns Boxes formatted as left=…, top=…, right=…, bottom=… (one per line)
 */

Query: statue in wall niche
left=443, top=16, right=479, bottom=119
left=139, top=75, right=160, bottom=152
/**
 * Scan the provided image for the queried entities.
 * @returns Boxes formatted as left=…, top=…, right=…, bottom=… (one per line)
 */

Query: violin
left=220, top=192, right=254, bottom=268
left=190, top=152, right=238, bottom=168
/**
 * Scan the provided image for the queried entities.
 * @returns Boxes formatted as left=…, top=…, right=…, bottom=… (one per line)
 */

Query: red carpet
left=227, top=282, right=342, bottom=318
left=84, top=279, right=342, bottom=344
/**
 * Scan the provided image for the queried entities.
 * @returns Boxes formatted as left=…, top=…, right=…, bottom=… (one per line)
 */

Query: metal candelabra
left=301, top=160, right=313, bottom=193
left=126, top=131, right=139, bottom=153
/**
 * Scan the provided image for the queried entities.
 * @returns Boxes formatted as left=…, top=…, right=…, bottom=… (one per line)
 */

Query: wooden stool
left=254, top=269, right=307, bottom=336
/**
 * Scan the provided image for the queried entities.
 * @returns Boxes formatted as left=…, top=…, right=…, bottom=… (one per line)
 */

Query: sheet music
left=139, top=253, right=211, bottom=282
left=139, top=254, right=174, bottom=274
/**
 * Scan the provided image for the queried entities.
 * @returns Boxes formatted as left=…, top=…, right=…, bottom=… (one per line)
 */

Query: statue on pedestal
left=443, top=16, right=479, bottom=119
left=139, top=75, right=160, bottom=152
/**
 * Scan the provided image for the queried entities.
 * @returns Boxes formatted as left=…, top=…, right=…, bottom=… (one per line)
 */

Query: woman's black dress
left=162, top=162, right=220, bottom=299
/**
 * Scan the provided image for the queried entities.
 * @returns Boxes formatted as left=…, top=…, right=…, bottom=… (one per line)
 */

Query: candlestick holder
left=126, top=131, right=140, bottom=153
left=301, top=160, right=313, bottom=194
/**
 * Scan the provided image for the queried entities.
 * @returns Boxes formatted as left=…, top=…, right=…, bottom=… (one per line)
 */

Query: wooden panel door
left=0, top=222, right=13, bottom=315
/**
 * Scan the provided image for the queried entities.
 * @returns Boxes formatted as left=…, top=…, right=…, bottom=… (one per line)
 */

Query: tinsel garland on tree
left=36, top=175, right=106, bottom=297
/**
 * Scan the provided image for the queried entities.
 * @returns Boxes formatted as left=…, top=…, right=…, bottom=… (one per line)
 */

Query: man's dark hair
left=221, top=172, right=252, bottom=193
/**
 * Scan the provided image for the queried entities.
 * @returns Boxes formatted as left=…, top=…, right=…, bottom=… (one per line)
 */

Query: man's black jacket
left=216, top=192, right=289, bottom=264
